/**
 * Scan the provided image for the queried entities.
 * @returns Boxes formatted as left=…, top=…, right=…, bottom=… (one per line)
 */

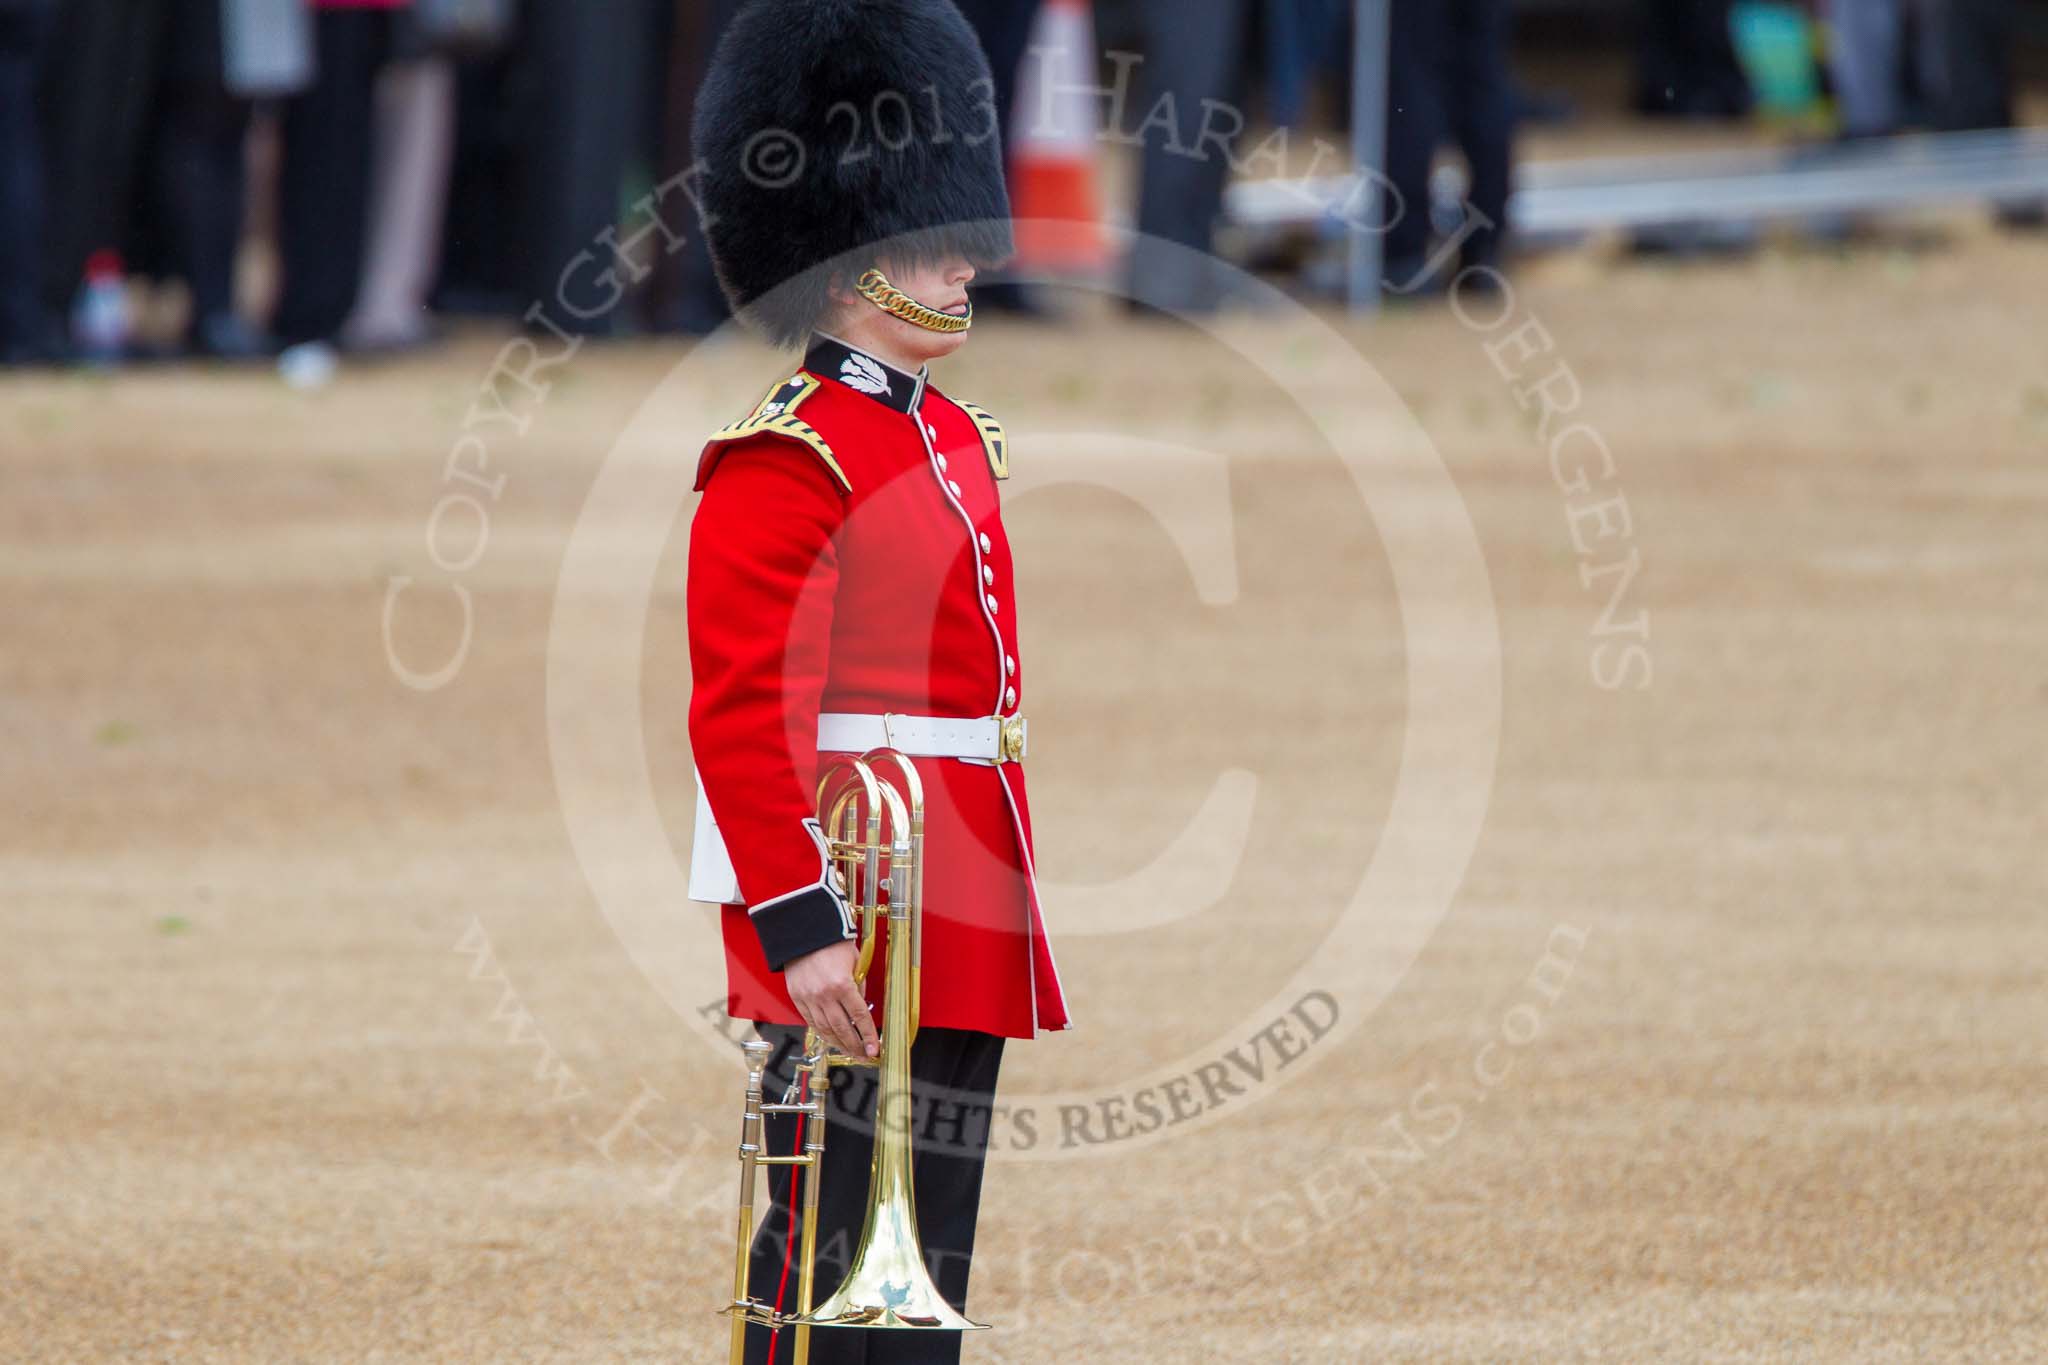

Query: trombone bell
left=800, top=1197, right=989, bottom=1332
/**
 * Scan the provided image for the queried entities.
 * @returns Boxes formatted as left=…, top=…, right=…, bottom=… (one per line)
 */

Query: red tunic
left=687, top=335, right=1070, bottom=1039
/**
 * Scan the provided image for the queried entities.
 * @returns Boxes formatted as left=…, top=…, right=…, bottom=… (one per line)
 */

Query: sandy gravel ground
left=4, top=221, right=2046, bottom=1363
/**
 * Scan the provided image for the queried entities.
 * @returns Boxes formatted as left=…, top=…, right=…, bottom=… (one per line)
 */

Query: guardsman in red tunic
left=687, top=2, right=1066, bottom=1360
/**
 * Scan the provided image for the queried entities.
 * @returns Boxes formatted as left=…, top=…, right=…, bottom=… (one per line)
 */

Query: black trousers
left=950, top=0, right=1040, bottom=164
left=1127, top=0, right=1252, bottom=312
left=275, top=10, right=395, bottom=345
left=1930, top=0, right=2017, bottom=133
left=1385, top=0, right=1516, bottom=280
left=151, top=78, right=250, bottom=333
left=741, top=1023, right=1005, bottom=1365
left=1634, top=0, right=1751, bottom=119
left=652, top=0, right=743, bottom=334
left=0, top=8, right=45, bottom=355
left=148, top=0, right=251, bottom=334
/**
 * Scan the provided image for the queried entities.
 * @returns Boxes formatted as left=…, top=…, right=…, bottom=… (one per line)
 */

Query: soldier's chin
left=892, top=313, right=971, bottom=359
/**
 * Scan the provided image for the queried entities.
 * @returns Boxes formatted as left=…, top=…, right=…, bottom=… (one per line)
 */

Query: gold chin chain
left=856, top=268, right=973, bottom=334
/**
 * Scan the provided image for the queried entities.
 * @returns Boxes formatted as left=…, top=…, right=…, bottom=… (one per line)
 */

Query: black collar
left=806, top=334, right=927, bottom=414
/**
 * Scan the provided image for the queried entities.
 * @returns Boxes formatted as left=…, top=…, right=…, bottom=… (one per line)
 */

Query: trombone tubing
left=725, top=748, right=945, bottom=1359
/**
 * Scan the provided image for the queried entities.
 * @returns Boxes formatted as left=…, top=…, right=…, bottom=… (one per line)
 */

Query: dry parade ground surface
left=4, top=227, right=2046, bottom=1362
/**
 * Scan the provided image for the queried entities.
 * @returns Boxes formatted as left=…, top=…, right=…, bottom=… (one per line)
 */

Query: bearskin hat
left=692, top=0, right=1015, bottom=347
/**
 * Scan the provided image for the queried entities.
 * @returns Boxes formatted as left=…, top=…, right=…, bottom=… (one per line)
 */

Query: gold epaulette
left=705, top=374, right=851, bottom=493
left=957, top=402, right=1008, bottom=481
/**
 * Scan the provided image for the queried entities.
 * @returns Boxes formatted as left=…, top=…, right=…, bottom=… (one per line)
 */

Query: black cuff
left=750, top=885, right=854, bottom=972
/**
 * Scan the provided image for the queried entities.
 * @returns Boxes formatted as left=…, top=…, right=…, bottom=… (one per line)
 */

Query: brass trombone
left=721, top=749, right=990, bottom=1364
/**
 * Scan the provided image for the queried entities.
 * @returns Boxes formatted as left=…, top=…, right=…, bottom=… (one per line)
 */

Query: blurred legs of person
left=1264, top=0, right=1349, bottom=129
left=156, top=84, right=258, bottom=356
left=1128, top=0, right=1250, bottom=314
left=952, top=0, right=1043, bottom=313
left=655, top=0, right=741, bottom=335
left=1924, top=0, right=2041, bottom=227
left=1827, top=0, right=1904, bottom=137
left=433, top=6, right=647, bottom=332
left=508, top=3, right=644, bottom=336
left=1837, top=0, right=1960, bottom=132
left=1385, top=0, right=1516, bottom=292
left=150, top=0, right=262, bottom=358
left=954, top=0, right=1040, bottom=141
left=1927, top=0, right=2013, bottom=133
left=1384, top=0, right=1448, bottom=287
left=342, top=57, right=454, bottom=352
left=275, top=8, right=389, bottom=348
left=1635, top=0, right=1752, bottom=119
left=32, top=0, right=160, bottom=348
left=0, top=3, right=51, bottom=363
left=1446, top=0, right=1514, bottom=278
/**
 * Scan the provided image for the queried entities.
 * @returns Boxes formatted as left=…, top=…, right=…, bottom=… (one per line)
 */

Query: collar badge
left=838, top=353, right=893, bottom=398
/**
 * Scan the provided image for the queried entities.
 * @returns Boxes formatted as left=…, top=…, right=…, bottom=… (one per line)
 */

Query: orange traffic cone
left=1008, top=0, right=1107, bottom=276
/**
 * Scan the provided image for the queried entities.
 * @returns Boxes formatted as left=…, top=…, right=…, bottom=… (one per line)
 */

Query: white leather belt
left=688, top=711, right=1028, bottom=905
left=817, top=711, right=1027, bottom=765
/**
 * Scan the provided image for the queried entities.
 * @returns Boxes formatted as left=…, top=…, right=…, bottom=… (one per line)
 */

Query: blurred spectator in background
left=0, top=0, right=50, bottom=364
left=1636, top=0, right=1753, bottom=118
left=650, top=0, right=739, bottom=335
left=34, top=0, right=268, bottom=361
left=435, top=3, right=642, bottom=336
left=436, top=43, right=516, bottom=317
left=279, top=0, right=502, bottom=358
left=1126, top=0, right=1253, bottom=313
left=1386, top=0, right=1518, bottom=292
left=1928, top=0, right=2021, bottom=134
left=954, top=0, right=1045, bottom=313
left=503, top=2, right=640, bottom=335
left=339, top=31, right=458, bottom=352
left=1923, top=0, right=2041, bottom=225
left=1827, top=0, right=2035, bottom=168
left=275, top=0, right=413, bottom=350
left=1826, top=0, right=1934, bottom=138
left=153, top=0, right=261, bottom=357
left=1264, top=0, right=1349, bottom=129
left=35, top=0, right=153, bottom=359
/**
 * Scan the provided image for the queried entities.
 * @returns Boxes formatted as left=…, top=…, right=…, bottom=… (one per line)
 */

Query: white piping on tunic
left=915, top=399, right=1009, bottom=715
left=916, top=398, right=1066, bottom=1031
left=996, top=763, right=1072, bottom=1033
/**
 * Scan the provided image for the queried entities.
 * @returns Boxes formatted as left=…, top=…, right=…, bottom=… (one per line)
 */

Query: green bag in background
left=1729, top=0, right=1826, bottom=121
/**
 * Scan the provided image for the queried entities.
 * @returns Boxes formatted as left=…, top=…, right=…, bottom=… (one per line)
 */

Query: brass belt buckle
left=998, top=715, right=1027, bottom=764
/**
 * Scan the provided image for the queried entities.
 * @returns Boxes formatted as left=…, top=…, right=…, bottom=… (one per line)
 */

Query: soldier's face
left=860, top=255, right=979, bottom=365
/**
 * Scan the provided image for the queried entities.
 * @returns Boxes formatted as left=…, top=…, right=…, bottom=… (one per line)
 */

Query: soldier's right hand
left=784, top=940, right=880, bottom=1059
